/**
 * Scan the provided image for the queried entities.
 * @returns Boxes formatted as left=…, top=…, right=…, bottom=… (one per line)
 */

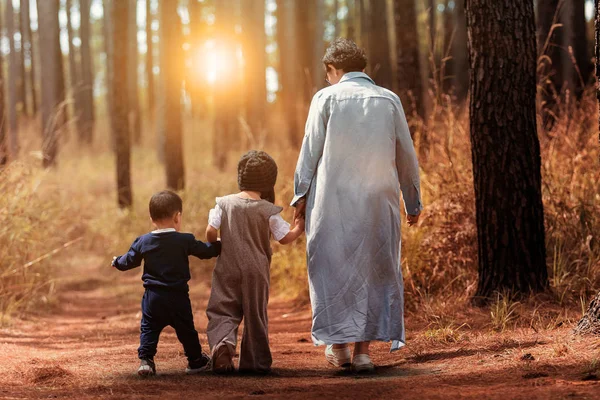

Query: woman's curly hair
left=322, top=38, right=368, bottom=72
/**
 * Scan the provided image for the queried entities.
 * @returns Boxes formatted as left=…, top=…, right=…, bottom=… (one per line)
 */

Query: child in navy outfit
left=112, top=190, right=221, bottom=376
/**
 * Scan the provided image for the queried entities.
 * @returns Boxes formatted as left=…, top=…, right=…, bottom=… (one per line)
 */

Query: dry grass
left=0, top=75, right=599, bottom=330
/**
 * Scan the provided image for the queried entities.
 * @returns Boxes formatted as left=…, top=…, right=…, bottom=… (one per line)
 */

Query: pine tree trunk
left=347, top=0, right=355, bottom=41
left=241, top=0, right=266, bottom=140
left=66, top=0, right=82, bottom=140
left=0, top=5, right=7, bottom=166
left=37, top=0, right=65, bottom=167
left=160, top=0, right=185, bottom=189
left=6, top=0, right=19, bottom=158
left=465, top=0, right=548, bottom=301
left=188, top=0, right=203, bottom=118
left=111, top=0, right=132, bottom=207
left=16, top=2, right=26, bottom=113
left=563, top=0, right=592, bottom=97
left=312, top=0, right=325, bottom=92
left=394, top=0, right=424, bottom=118
left=145, top=0, right=155, bottom=112
left=368, top=0, right=392, bottom=90
left=80, top=0, right=95, bottom=144
left=333, top=0, right=339, bottom=37
left=277, top=0, right=299, bottom=147
left=295, top=0, right=318, bottom=104
left=103, top=0, right=114, bottom=140
left=20, top=0, right=37, bottom=116
left=129, top=0, right=141, bottom=144
left=537, top=0, right=563, bottom=127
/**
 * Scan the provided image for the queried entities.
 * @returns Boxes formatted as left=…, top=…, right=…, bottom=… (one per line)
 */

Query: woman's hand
left=407, top=214, right=420, bottom=227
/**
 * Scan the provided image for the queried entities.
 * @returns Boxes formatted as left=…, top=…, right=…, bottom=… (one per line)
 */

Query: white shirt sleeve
left=208, top=204, right=223, bottom=230
left=269, top=213, right=291, bottom=241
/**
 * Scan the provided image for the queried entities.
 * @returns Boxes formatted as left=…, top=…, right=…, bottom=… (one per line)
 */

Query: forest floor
left=1, top=253, right=600, bottom=399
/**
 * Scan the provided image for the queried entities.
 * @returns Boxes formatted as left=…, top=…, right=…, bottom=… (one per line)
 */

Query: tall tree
left=160, top=0, right=185, bottom=188
left=16, top=1, right=26, bottom=111
left=103, top=0, right=114, bottom=136
left=145, top=0, right=155, bottom=111
left=347, top=0, right=356, bottom=41
left=465, top=0, right=548, bottom=300
left=111, top=0, right=132, bottom=206
left=538, top=0, right=591, bottom=123
left=20, top=0, right=37, bottom=115
left=37, top=0, right=66, bottom=167
left=241, top=0, right=266, bottom=139
left=277, top=0, right=299, bottom=147
left=443, top=0, right=469, bottom=100
left=188, top=0, right=204, bottom=117
left=66, top=0, right=83, bottom=139
left=6, top=0, right=19, bottom=157
left=368, top=0, right=392, bottom=89
left=129, top=0, right=141, bottom=143
left=0, top=5, right=7, bottom=166
left=394, top=0, right=424, bottom=118
left=80, top=0, right=95, bottom=143
left=213, top=0, right=239, bottom=168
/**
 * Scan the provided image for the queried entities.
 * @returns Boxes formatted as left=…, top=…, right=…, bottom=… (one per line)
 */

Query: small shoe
left=138, top=358, right=156, bottom=376
left=325, top=345, right=351, bottom=368
left=185, top=352, right=211, bottom=374
left=352, top=354, right=375, bottom=373
left=212, top=341, right=235, bottom=374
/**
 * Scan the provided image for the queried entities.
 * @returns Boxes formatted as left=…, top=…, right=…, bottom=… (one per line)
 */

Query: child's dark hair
left=238, top=150, right=278, bottom=203
left=149, top=190, right=183, bottom=221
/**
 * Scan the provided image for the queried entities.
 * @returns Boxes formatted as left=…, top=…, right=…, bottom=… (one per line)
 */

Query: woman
left=292, top=39, right=422, bottom=372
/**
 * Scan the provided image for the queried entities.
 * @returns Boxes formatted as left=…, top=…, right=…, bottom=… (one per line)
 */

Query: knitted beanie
left=238, top=150, right=278, bottom=203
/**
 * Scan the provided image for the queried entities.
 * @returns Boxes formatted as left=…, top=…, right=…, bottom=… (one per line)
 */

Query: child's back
left=205, top=151, right=304, bottom=375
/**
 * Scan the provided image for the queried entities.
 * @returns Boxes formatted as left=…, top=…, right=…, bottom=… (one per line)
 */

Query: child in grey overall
left=205, top=150, right=305, bottom=374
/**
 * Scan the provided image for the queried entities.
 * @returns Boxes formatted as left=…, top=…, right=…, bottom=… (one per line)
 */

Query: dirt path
left=1, top=255, right=600, bottom=399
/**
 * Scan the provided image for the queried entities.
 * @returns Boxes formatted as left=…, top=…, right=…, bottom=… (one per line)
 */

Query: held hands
left=407, top=214, right=420, bottom=227
left=294, top=215, right=306, bottom=232
left=294, top=198, right=307, bottom=221
left=111, top=256, right=117, bottom=268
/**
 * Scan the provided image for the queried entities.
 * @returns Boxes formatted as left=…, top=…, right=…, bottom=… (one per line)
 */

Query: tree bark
left=111, top=0, right=132, bottom=207
left=20, top=0, right=37, bottom=116
left=80, top=0, right=95, bottom=144
left=394, top=0, right=424, bottom=118
left=277, top=0, right=299, bottom=147
left=145, top=0, right=154, bottom=112
left=129, top=0, right=141, bottom=144
left=188, top=0, right=204, bottom=117
left=443, top=0, right=468, bottom=101
left=66, top=0, right=82, bottom=140
left=0, top=5, right=7, bottom=166
left=37, top=0, right=66, bottom=167
left=333, top=0, right=339, bottom=38
left=103, top=0, right=114, bottom=141
left=160, top=0, right=185, bottom=189
left=368, top=0, right=392, bottom=90
left=563, top=0, right=592, bottom=96
left=6, top=0, right=19, bottom=157
left=16, top=1, right=26, bottom=113
left=241, top=0, right=266, bottom=140
left=347, top=0, right=356, bottom=42
left=465, top=0, right=548, bottom=301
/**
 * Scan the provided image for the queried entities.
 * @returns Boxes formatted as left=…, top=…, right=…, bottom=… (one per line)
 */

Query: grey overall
left=206, top=195, right=282, bottom=372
